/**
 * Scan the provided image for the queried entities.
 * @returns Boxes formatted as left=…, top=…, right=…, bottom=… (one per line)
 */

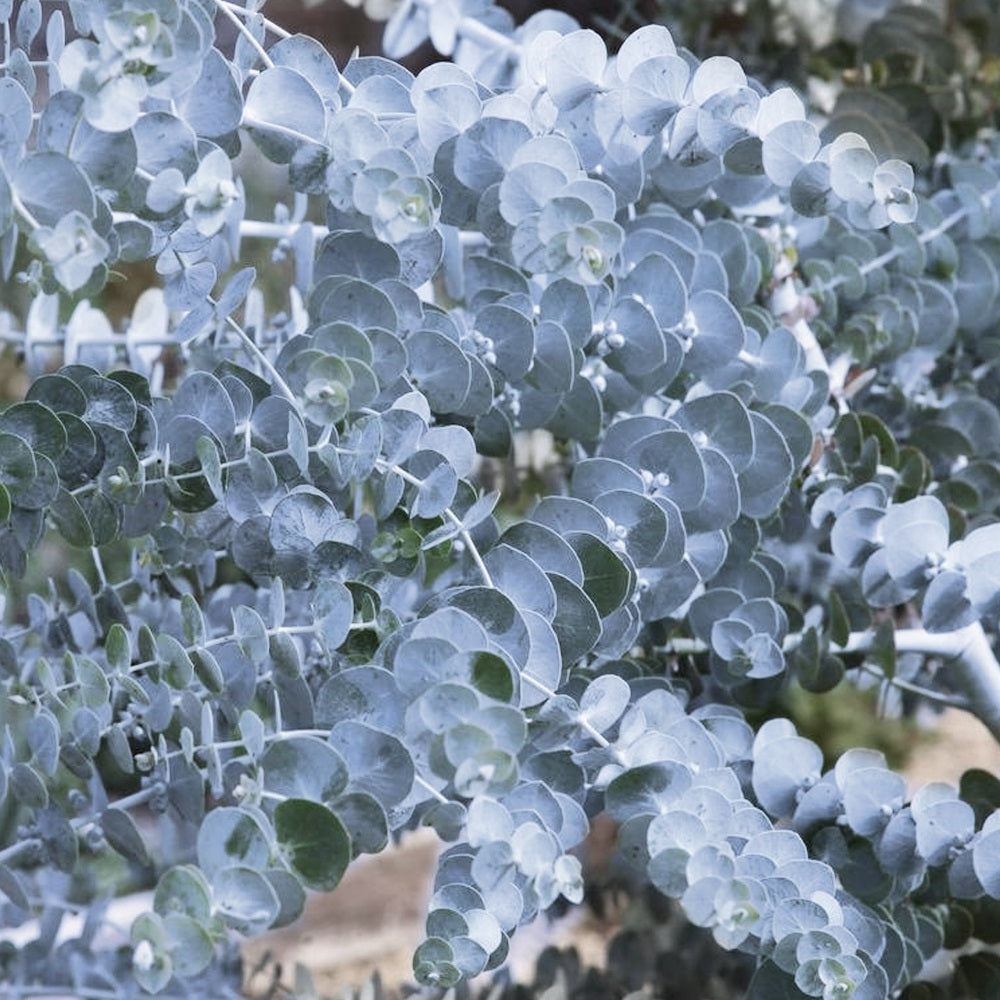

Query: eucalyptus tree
left=2, top=1, right=1000, bottom=998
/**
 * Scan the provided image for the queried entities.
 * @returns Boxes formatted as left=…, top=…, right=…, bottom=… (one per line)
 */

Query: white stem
left=0, top=785, right=159, bottom=867
left=413, top=0, right=517, bottom=52
left=415, top=774, right=449, bottom=804
left=920, top=622, right=1000, bottom=742
left=238, top=218, right=488, bottom=247
left=241, top=114, right=318, bottom=146
left=520, top=675, right=611, bottom=748
left=240, top=219, right=328, bottom=242
left=666, top=623, right=1000, bottom=743
left=212, top=0, right=274, bottom=68
left=206, top=294, right=299, bottom=410
left=218, top=0, right=292, bottom=40
left=373, top=458, right=494, bottom=588
left=856, top=661, right=969, bottom=709
left=11, top=189, right=41, bottom=230
left=819, top=205, right=972, bottom=295
left=851, top=623, right=1000, bottom=741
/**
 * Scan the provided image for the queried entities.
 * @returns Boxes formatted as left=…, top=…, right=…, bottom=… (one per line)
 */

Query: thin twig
left=212, top=0, right=275, bottom=68
left=856, top=661, right=971, bottom=709
left=207, top=295, right=299, bottom=409
left=218, top=0, right=291, bottom=41
left=374, top=458, right=494, bottom=588
left=662, top=623, right=1000, bottom=741
left=817, top=205, right=972, bottom=295
left=415, top=774, right=449, bottom=804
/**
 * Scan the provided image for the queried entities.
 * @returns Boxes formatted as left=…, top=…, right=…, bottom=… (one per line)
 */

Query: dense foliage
left=4, top=0, right=1000, bottom=997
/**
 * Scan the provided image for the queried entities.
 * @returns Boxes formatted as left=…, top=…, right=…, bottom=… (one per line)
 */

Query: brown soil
left=904, top=707, right=1000, bottom=793
left=243, top=828, right=441, bottom=996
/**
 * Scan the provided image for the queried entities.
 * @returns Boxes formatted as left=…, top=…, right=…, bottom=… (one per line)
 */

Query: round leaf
left=274, top=798, right=351, bottom=891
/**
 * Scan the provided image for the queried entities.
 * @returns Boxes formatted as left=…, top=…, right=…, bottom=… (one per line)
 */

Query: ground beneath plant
left=243, top=708, right=1000, bottom=998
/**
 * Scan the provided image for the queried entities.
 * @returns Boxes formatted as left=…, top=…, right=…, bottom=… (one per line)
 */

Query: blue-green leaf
left=244, top=66, right=326, bottom=163
left=177, top=48, right=243, bottom=138
left=197, top=807, right=272, bottom=878
left=211, top=865, right=280, bottom=934
left=259, top=736, right=348, bottom=803
left=329, top=721, right=413, bottom=807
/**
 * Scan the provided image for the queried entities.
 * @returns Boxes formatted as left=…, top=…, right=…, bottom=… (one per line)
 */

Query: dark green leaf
left=548, top=573, right=602, bottom=664
left=102, top=807, right=151, bottom=866
left=869, top=620, right=896, bottom=681
left=48, top=489, right=95, bottom=548
left=960, top=769, right=1000, bottom=828
left=38, top=804, right=78, bottom=873
left=330, top=791, right=389, bottom=856
left=828, top=589, right=851, bottom=649
left=0, top=401, right=67, bottom=460
left=191, top=648, right=225, bottom=695
left=274, top=798, right=351, bottom=891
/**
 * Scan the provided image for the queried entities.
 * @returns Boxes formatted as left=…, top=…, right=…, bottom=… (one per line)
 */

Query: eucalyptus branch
left=857, top=205, right=971, bottom=278
left=218, top=0, right=292, bottom=41
left=239, top=218, right=488, bottom=247
left=908, top=622, right=1000, bottom=742
left=847, top=624, right=1000, bottom=741
left=817, top=204, right=972, bottom=295
left=373, top=457, right=495, bottom=589
left=211, top=0, right=274, bottom=68
left=164, top=725, right=454, bottom=813
left=6, top=2, right=1000, bottom=995
left=412, top=0, right=518, bottom=52
left=121, top=622, right=335, bottom=678
left=206, top=294, right=299, bottom=409
left=238, top=115, right=320, bottom=147
left=10, top=189, right=41, bottom=231
left=0, top=785, right=160, bottom=868
left=415, top=773, right=450, bottom=804
left=519, top=673, right=612, bottom=749
left=662, top=624, right=999, bottom=661
left=663, top=623, right=1000, bottom=742
left=856, top=661, right=971, bottom=710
